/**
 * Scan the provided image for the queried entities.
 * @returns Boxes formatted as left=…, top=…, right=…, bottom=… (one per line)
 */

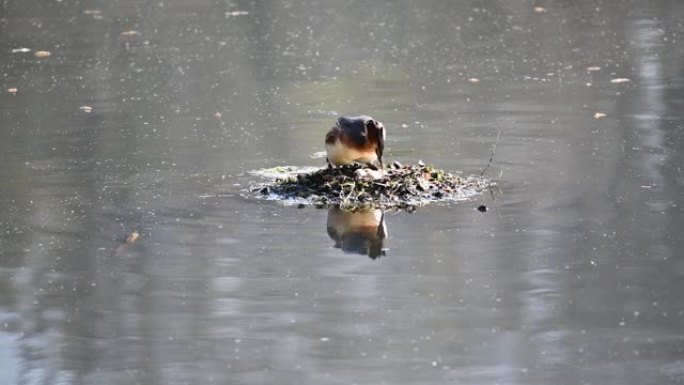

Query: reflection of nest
left=258, top=163, right=492, bottom=210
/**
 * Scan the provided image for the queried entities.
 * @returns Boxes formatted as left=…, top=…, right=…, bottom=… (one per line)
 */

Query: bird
left=325, top=115, right=385, bottom=170
left=326, top=206, right=387, bottom=259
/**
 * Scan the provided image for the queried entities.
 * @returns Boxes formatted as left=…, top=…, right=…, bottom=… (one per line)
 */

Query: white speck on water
left=611, top=78, right=630, bottom=83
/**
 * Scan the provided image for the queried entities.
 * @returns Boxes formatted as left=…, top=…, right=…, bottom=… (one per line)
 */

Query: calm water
left=1, top=1, right=684, bottom=384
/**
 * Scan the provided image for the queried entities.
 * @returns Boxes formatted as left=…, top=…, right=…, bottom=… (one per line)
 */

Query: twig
left=346, top=183, right=356, bottom=201
left=488, top=186, right=503, bottom=219
left=480, top=129, right=502, bottom=178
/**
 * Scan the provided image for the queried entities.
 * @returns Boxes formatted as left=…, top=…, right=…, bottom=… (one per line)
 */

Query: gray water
left=1, top=1, right=684, bottom=384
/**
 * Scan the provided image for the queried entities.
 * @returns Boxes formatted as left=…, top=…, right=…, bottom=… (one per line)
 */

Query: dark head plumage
left=325, top=115, right=385, bottom=170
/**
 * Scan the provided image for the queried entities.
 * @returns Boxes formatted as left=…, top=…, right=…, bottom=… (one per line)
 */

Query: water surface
left=1, top=0, right=684, bottom=384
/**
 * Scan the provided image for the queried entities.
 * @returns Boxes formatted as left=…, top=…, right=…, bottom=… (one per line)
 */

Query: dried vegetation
left=256, top=162, right=492, bottom=210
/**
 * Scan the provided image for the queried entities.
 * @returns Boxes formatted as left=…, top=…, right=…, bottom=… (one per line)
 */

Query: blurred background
left=1, top=0, right=683, bottom=384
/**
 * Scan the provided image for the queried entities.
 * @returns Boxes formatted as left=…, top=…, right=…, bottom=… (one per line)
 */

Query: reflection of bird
left=325, top=115, right=386, bottom=170
left=326, top=207, right=387, bottom=260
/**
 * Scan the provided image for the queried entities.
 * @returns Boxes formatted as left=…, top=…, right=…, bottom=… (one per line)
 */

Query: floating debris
left=7, top=87, right=18, bottom=94
left=11, top=47, right=31, bottom=53
left=109, top=230, right=140, bottom=257
left=83, top=9, right=103, bottom=19
left=477, top=204, right=487, bottom=212
left=79, top=105, right=93, bottom=113
left=610, top=78, right=630, bottom=84
left=120, top=30, right=141, bottom=37
left=533, top=6, right=547, bottom=13
left=34, top=50, right=51, bottom=58
left=225, top=10, right=250, bottom=17
left=467, top=77, right=480, bottom=83
left=252, top=163, right=493, bottom=210
left=213, top=112, right=222, bottom=119
left=125, top=231, right=140, bottom=244
left=310, top=151, right=327, bottom=159
left=593, top=112, right=607, bottom=119
left=251, top=165, right=321, bottom=179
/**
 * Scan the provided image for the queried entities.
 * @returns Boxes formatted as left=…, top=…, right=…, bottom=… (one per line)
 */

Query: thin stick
left=480, top=129, right=502, bottom=178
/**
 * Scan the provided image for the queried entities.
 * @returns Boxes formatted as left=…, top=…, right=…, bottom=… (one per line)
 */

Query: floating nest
left=253, top=162, right=493, bottom=210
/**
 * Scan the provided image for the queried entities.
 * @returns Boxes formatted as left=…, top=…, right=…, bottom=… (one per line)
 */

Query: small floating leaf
left=125, top=231, right=140, bottom=244
left=225, top=10, right=249, bottom=16
left=610, top=78, right=630, bottom=84
left=120, top=30, right=141, bottom=37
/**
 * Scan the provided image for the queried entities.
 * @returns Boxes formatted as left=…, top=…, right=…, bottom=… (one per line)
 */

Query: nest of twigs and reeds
left=254, top=162, right=493, bottom=210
